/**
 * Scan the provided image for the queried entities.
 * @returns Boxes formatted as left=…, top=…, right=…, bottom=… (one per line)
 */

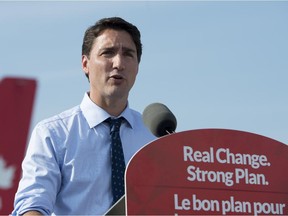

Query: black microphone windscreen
left=143, top=103, right=177, bottom=137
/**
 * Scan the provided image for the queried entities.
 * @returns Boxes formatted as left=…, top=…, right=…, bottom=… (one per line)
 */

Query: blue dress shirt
left=12, top=93, right=156, bottom=215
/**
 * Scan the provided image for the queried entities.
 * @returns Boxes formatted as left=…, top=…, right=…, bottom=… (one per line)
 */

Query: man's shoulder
left=126, top=108, right=152, bottom=132
left=37, top=105, right=82, bottom=128
left=125, top=107, right=143, bottom=125
left=128, top=108, right=142, bottom=118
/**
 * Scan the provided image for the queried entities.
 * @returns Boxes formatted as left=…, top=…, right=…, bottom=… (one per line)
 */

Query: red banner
left=126, top=129, right=288, bottom=215
left=0, top=77, right=36, bottom=214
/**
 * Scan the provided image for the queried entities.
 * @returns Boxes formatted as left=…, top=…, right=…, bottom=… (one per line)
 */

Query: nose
left=112, top=54, right=125, bottom=71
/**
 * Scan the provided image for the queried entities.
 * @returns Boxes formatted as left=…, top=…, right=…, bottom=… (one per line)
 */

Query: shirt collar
left=80, top=92, right=134, bottom=129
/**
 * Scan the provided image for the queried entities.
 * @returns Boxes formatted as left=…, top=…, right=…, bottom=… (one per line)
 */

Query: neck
left=104, top=100, right=127, bottom=117
left=89, top=92, right=128, bottom=116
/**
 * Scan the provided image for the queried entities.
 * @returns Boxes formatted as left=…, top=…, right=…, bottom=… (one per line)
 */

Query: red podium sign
left=126, top=129, right=288, bottom=215
left=0, top=77, right=36, bottom=214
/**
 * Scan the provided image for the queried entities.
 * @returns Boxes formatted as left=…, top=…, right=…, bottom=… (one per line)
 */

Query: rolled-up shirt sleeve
left=12, top=122, right=62, bottom=215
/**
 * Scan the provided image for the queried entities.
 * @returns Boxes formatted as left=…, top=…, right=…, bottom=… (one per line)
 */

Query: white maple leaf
left=0, top=156, right=16, bottom=189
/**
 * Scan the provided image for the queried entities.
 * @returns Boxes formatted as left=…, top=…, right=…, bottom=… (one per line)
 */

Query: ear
left=136, top=64, right=139, bottom=75
left=82, top=55, right=89, bottom=77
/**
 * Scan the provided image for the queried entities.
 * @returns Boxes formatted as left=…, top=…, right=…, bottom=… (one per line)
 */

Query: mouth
left=109, top=74, right=125, bottom=85
left=110, top=74, right=124, bottom=80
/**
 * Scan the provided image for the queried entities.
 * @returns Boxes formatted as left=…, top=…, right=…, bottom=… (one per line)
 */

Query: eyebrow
left=101, top=46, right=136, bottom=53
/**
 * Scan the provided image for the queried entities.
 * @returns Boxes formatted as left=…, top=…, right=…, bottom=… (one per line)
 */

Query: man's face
left=82, top=29, right=139, bottom=105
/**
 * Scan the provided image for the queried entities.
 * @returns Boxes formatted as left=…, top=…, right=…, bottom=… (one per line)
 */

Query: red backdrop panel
left=0, top=77, right=36, bottom=214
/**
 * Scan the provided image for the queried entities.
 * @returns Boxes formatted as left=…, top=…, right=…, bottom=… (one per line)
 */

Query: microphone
left=142, top=103, right=177, bottom=137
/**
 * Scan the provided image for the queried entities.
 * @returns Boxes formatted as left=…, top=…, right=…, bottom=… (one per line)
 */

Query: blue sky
left=1, top=1, right=287, bottom=144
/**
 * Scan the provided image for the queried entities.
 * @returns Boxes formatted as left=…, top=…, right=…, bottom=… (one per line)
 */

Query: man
left=12, top=17, right=156, bottom=215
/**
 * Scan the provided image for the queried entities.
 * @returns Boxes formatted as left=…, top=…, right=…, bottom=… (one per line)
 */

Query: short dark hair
left=82, top=17, right=142, bottom=62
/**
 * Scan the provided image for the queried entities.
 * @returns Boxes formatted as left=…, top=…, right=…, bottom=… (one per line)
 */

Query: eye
left=124, top=51, right=136, bottom=58
left=101, top=49, right=115, bottom=57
